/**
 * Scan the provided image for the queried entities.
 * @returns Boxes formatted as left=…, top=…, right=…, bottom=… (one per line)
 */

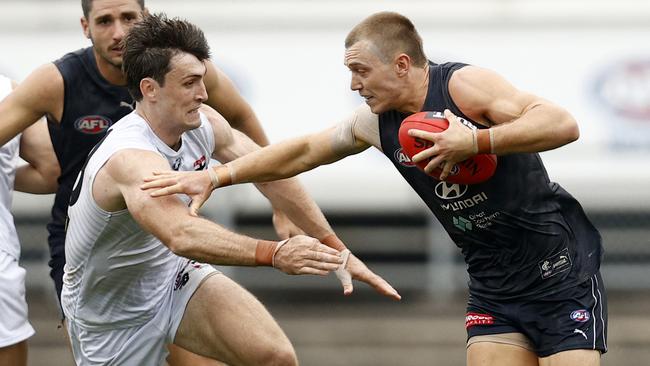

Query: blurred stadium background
left=2, top=0, right=650, bottom=365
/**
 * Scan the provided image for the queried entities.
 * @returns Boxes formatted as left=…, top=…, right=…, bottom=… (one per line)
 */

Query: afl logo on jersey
left=74, top=115, right=112, bottom=134
left=393, top=148, right=415, bottom=167
left=434, top=182, right=467, bottom=200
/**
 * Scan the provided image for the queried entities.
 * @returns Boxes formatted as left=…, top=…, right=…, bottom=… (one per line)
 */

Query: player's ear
left=140, top=78, right=157, bottom=101
left=80, top=16, right=90, bottom=39
left=395, top=54, right=410, bottom=77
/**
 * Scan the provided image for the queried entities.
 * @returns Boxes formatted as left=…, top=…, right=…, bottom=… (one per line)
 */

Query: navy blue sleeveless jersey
left=46, top=47, right=133, bottom=287
left=379, top=61, right=603, bottom=300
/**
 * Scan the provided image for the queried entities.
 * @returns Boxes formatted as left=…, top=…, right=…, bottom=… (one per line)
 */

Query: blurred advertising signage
left=591, top=57, right=650, bottom=151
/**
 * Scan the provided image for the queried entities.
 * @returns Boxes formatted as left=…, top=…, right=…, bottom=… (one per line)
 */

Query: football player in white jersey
left=0, top=75, right=59, bottom=366
left=61, top=14, right=399, bottom=366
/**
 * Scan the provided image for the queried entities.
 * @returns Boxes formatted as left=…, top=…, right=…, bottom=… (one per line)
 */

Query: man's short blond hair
left=345, top=12, right=427, bottom=67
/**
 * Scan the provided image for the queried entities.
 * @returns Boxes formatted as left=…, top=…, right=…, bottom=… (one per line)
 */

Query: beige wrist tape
left=335, top=249, right=352, bottom=286
left=471, top=129, right=479, bottom=154
left=208, top=165, right=233, bottom=190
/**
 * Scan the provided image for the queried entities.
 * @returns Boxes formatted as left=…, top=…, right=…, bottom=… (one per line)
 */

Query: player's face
left=82, top=0, right=143, bottom=68
left=345, top=40, right=403, bottom=114
left=156, top=53, right=208, bottom=131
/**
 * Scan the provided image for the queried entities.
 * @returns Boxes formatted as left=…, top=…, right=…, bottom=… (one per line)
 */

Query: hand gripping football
left=398, top=111, right=497, bottom=184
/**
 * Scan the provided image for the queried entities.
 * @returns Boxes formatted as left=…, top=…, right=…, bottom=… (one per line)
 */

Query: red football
left=398, top=111, right=497, bottom=184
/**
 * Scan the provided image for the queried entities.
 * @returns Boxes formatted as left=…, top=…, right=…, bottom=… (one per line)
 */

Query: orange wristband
left=320, top=234, right=347, bottom=251
left=255, top=240, right=278, bottom=266
left=476, top=129, right=492, bottom=154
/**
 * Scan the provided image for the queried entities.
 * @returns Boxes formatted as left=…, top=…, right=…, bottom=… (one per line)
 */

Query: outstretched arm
left=100, top=148, right=343, bottom=275
left=409, top=65, right=579, bottom=179
left=141, top=107, right=400, bottom=299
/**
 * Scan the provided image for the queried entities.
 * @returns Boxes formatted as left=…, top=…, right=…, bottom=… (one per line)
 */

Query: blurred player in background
left=61, top=13, right=398, bottom=365
left=142, top=11, right=607, bottom=366
left=0, top=75, right=59, bottom=366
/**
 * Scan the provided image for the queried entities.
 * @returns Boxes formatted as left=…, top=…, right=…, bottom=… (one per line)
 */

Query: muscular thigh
left=538, top=349, right=600, bottom=366
left=467, top=341, right=538, bottom=366
left=174, top=274, right=291, bottom=364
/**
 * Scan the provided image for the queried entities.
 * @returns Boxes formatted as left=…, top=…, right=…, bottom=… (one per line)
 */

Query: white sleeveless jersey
left=62, top=111, right=215, bottom=330
left=0, top=75, right=21, bottom=259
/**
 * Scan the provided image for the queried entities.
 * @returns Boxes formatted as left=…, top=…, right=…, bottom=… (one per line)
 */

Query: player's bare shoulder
left=200, top=104, right=234, bottom=146
left=16, top=62, right=65, bottom=119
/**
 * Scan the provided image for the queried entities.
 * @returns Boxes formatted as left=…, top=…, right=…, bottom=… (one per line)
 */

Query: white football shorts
left=67, top=258, right=218, bottom=365
left=0, top=249, right=35, bottom=347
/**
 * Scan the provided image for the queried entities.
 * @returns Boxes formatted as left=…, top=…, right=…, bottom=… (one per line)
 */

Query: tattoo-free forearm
left=254, top=177, right=334, bottom=240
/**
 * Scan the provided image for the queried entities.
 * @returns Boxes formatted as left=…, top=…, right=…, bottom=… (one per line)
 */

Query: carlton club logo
left=434, top=182, right=467, bottom=200
left=74, top=115, right=112, bottom=134
left=393, top=148, right=415, bottom=167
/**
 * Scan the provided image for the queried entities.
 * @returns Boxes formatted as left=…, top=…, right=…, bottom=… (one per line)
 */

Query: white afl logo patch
left=393, top=148, right=415, bottom=167
left=74, top=115, right=111, bottom=134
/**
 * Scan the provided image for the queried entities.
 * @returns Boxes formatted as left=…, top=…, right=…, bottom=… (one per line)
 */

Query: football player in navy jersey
left=143, top=11, right=607, bottom=366
left=0, top=0, right=305, bottom=364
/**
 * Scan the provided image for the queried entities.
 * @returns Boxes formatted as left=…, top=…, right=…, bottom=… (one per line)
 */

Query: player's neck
left=136, top=105, right=183, bottom=151
left=94, top=50, right=127, bottom=86
left=397, top=66, right=430, bottom=114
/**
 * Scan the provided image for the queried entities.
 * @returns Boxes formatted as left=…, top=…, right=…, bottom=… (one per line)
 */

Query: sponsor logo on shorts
left=193, top=155, right=207, bottom=170
left=570, top=309, right=591, bottom=323
left=573, top=328, right=588, bottom=339
left=174, top=269, right=190, bottom=291
left=465, top=312, right=494, bottom=328
left=538, top=248, right=572, bottom=279
left=174, top=260, right=204, bottom=291
left=74, top=115, right=112, bottom=134
left=394, top=148, right=415, bottom=167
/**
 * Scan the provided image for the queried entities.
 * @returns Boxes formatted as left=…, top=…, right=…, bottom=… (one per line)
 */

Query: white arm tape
left=271, top=239, right=290, bottom=268
left=335, top=249, right=352, bottom=285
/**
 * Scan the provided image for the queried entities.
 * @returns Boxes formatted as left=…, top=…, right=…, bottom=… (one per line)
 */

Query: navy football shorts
left=465, top=272, right=607, bottom=357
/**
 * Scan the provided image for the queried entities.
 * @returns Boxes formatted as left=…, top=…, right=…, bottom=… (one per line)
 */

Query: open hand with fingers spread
left=141, top=169, right=214, bottom=216
left=408, top=109, right=475, bottom=180
left=271, top=235, right=345, bottom=276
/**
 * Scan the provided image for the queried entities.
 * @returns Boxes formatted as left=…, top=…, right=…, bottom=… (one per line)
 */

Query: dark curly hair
left=122, top=13, right=211, bottom=101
